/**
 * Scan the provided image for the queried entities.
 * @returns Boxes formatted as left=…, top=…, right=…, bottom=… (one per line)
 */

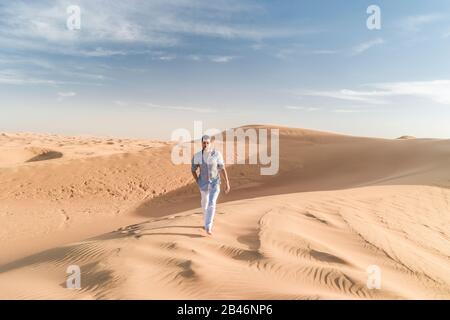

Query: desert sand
left=0, top=125, right=449, bottom=299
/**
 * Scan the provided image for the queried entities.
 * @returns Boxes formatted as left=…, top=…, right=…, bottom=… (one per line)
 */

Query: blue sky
left=1, top=0, right=450, bottom=139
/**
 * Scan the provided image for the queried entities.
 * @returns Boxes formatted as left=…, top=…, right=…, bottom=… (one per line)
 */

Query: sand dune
left=0, top=126, right=449, bottom=299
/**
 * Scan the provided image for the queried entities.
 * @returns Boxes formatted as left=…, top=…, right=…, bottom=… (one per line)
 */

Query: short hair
left=201, top=134, right=211, bottom=142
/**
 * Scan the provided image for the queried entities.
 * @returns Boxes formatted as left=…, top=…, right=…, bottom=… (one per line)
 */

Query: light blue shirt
left=191, top=149, right=224, bottom=191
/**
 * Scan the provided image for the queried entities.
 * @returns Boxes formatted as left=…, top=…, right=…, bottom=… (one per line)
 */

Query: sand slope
left=0, top=126, right=449, bottom=299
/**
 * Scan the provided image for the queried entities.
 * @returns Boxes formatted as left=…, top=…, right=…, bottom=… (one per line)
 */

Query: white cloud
left=153, top=17, right=302, bottom=41
left=333, top=109, right=365, bottom=113
left=285, top=105, right=319, bottom=111
left=274, top=48, right=296, bottom=60
left=399, top=14, right=444, bottom=32
left=351, top=38, right=384, bottom=55
left=0, top=70, right=60, bottom=85
left=299, top=80, right=450, bottom=105
left=309, top=49, right=338, bottom=55
left=154, top=55, right=176, bottom=61
left=0, top=56, right=53, bottom=69
left=145, top=103, right=216, bottom=113
left=250, top=43, right=264, bottom=50
left=184, top=54, right=235, bottom=63
left=114, top=100, right=129, bottom=107
left=272, top=44, right=339, bottom=60
left=0, top=1, right=176, bottom=46
left=0, top=0, right=303, bottom=57
left=0, top=55, right=108, bottom=86
left=57, top=91, right=76, bottom=101
left=299, top=89, right=389, bottom=104
left=58, top=91, right=76, bottom=97
left=75, top=48, right=129, bottom=57
left=373, top=80, right=450, bottom=105
left=188, top=55, right=202, bottom=61
left=209, top=56, right=234, bottom=63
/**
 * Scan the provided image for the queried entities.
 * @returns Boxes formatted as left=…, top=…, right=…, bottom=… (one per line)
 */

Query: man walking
left=191, top=135, right=230, bottom=235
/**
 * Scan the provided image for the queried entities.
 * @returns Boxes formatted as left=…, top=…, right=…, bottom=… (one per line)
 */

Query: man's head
left=201, top=134, right=211, bottom=151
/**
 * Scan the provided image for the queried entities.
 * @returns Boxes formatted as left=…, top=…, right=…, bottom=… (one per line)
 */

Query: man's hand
left=224, top=182, right=231, bottom=194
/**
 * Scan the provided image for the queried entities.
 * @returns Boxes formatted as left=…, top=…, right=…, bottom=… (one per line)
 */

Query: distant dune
left=0, top=126, right=449, bottom=299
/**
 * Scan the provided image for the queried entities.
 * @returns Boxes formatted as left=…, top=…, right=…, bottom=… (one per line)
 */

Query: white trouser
left=200, top=183, right=220, bottom=232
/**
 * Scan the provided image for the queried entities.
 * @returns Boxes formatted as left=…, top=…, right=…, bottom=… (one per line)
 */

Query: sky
left=1, top=0, right=450, bottom=139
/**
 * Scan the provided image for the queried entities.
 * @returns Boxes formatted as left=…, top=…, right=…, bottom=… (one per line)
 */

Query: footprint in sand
left=58, top=210, right=70, bottom=228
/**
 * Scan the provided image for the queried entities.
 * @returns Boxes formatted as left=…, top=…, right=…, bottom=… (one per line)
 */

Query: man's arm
left=191, top=155, right=199, bottom=184
left=217, top=151, right=230, bottom=194
left=192, top=169, right=199, bottom=184
left=220, top=166, right=230, bottom=194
